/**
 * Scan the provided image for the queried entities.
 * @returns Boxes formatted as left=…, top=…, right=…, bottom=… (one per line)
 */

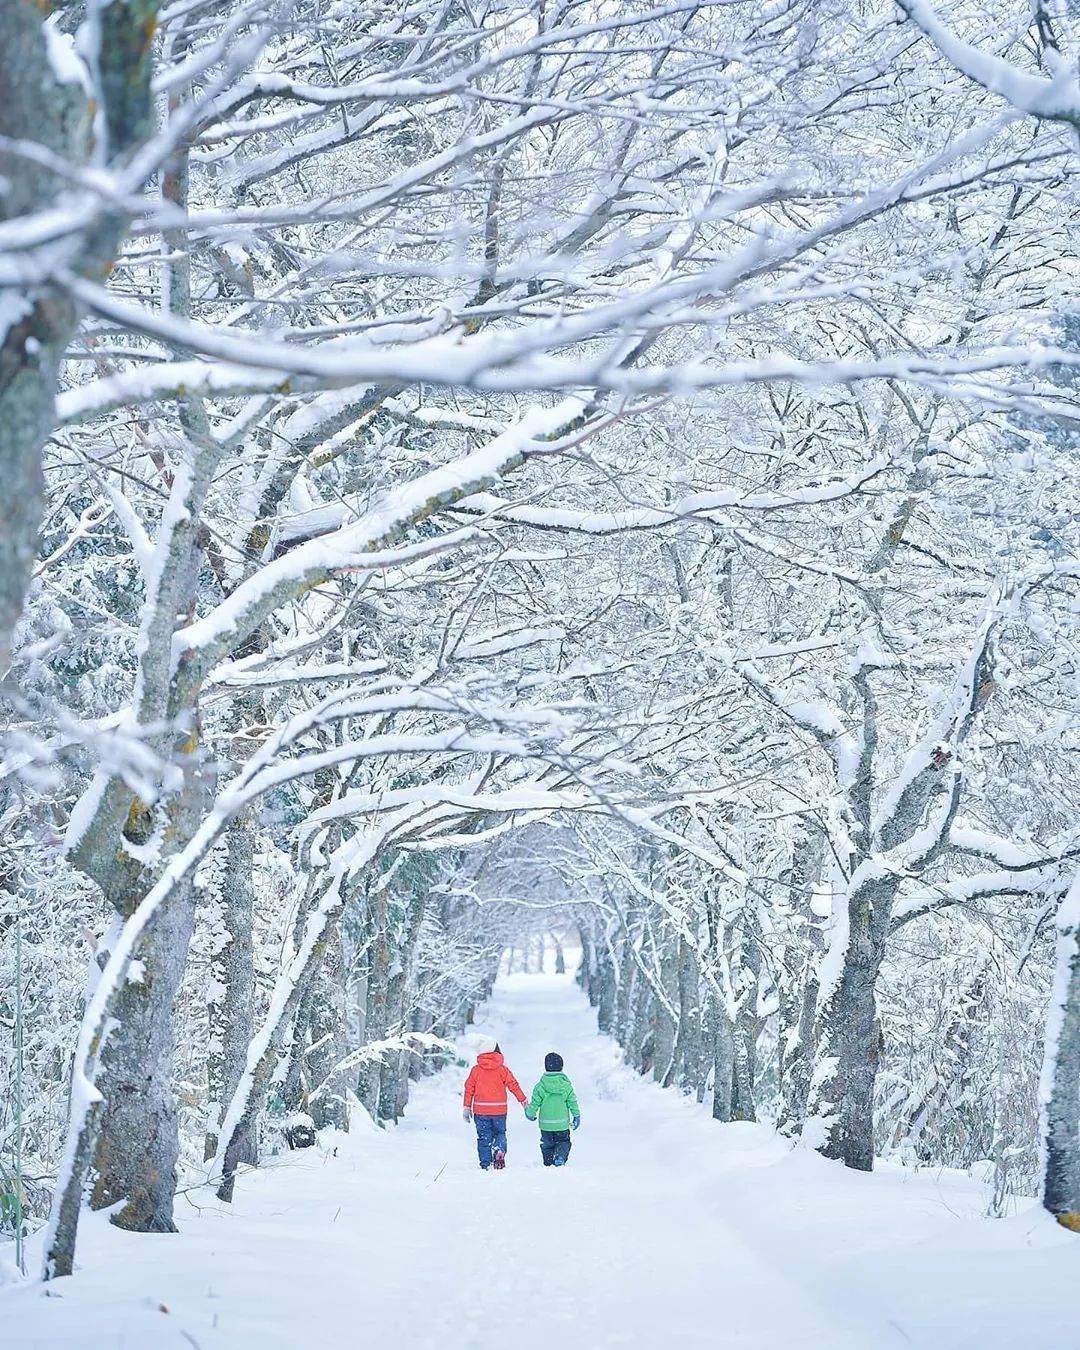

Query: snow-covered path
left=7, top=973, right=1078, bottom=1349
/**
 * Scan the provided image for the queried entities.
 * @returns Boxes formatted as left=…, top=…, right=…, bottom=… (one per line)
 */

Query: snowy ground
left=5, top=973, right=1078, bottom=1349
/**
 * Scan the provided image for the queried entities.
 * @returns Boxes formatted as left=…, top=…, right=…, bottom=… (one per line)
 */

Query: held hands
left=524, top=1105, right=536, bottom=1121
left=571, top=1115, right=581, bottom=1131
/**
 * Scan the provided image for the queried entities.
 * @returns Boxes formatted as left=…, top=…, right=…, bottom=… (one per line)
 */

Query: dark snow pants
left=540, top=1129, right=571, bottom=1167
left=474, top=1113, right=507, bottom=1167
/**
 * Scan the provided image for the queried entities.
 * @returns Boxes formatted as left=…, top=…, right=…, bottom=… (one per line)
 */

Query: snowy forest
left=2, top=0, right=1080, bottom=1345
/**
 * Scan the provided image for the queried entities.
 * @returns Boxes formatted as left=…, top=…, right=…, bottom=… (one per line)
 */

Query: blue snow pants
left=540, top=1129, right=571, bottom=1167
left=474, top=1113, right=507, bottom=1168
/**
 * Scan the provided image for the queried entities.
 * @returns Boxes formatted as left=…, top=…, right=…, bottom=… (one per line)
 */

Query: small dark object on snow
left=285, top=1121, right=317, bottom=1149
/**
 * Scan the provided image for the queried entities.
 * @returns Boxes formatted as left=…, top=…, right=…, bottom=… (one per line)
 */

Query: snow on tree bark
left=204, top=808, right=257, bottom=1166
left=0, top=5, right=81, bottom=674
left=1042, top=872, right=1080, bottom=1230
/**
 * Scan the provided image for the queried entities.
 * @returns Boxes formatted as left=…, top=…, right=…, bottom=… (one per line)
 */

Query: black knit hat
left=545, top=1052, right=563, bottom=1072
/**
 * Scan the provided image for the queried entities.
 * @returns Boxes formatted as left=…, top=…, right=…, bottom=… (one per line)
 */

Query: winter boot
left=492, top=1149, right=506, bottom=1170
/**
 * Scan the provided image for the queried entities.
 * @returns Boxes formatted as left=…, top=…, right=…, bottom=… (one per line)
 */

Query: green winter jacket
left=527, top=1072, right=580, bottom=1132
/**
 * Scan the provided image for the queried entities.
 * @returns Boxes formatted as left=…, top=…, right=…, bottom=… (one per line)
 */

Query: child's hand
left=571, top=1115, right=581, bottom=1131
left=524, top=1106, right=536, bottom=1121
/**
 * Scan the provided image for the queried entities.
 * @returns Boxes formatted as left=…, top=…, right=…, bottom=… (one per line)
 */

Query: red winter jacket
left=463, top=1050, right=527, bottom=1117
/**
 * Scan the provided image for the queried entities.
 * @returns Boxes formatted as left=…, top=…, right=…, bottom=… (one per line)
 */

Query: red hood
left=476, top=1051, right=504, bottom=1070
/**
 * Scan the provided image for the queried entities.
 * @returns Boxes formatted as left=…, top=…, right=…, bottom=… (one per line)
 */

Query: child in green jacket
left=525, top=1052, right=580, bottom=1167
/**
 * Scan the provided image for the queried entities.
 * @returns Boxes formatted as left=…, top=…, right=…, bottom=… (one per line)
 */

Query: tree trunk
left=808, top=863, right=897, bottom=1172
left=309, top=924, right=349, bottom=1131
left=674, top=938, right=704, bottom=1095
left=1, top=0, right=159, bottom=680
left=731, top=1034, right=757, bottom=1122
left=281, top=975, right=319, bottom=1115
left=205, top=810, right=256, bottom=1164
left=652, top=945, right=679, bottom=1087
left=380, top=892, right=426, bottom=1122
left=360, top=889, right=390, bottom=1120
left=778, top=964, right=820, bottom=1133
left=813, top=938, right=884, bottom=1171
left=709, top=991, right=736, bottom=1122
left=594, top=938, right=617, bottom=1034
left=731, top=931, right=761, bottom=1122
left=1042, top=873, right=1080, bottom=1229
left=578, top=929, right=595, bottom=998
left=0, top=4, right=85, bottom=673
left=378, top=958, right=406, bottom=1124
left=630, top=973, right=654, bottom=1074
left=613, top=940, right=636, bottom=1042
left=778, top=825, right=826, bottom=1132
left=83, top=690, right=209, bottom=1228
left=90, top=882, right=198, bottom=1229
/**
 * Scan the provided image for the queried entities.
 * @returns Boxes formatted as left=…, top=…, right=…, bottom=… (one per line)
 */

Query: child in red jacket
left=462, top=1042, right=528, bottom=1170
